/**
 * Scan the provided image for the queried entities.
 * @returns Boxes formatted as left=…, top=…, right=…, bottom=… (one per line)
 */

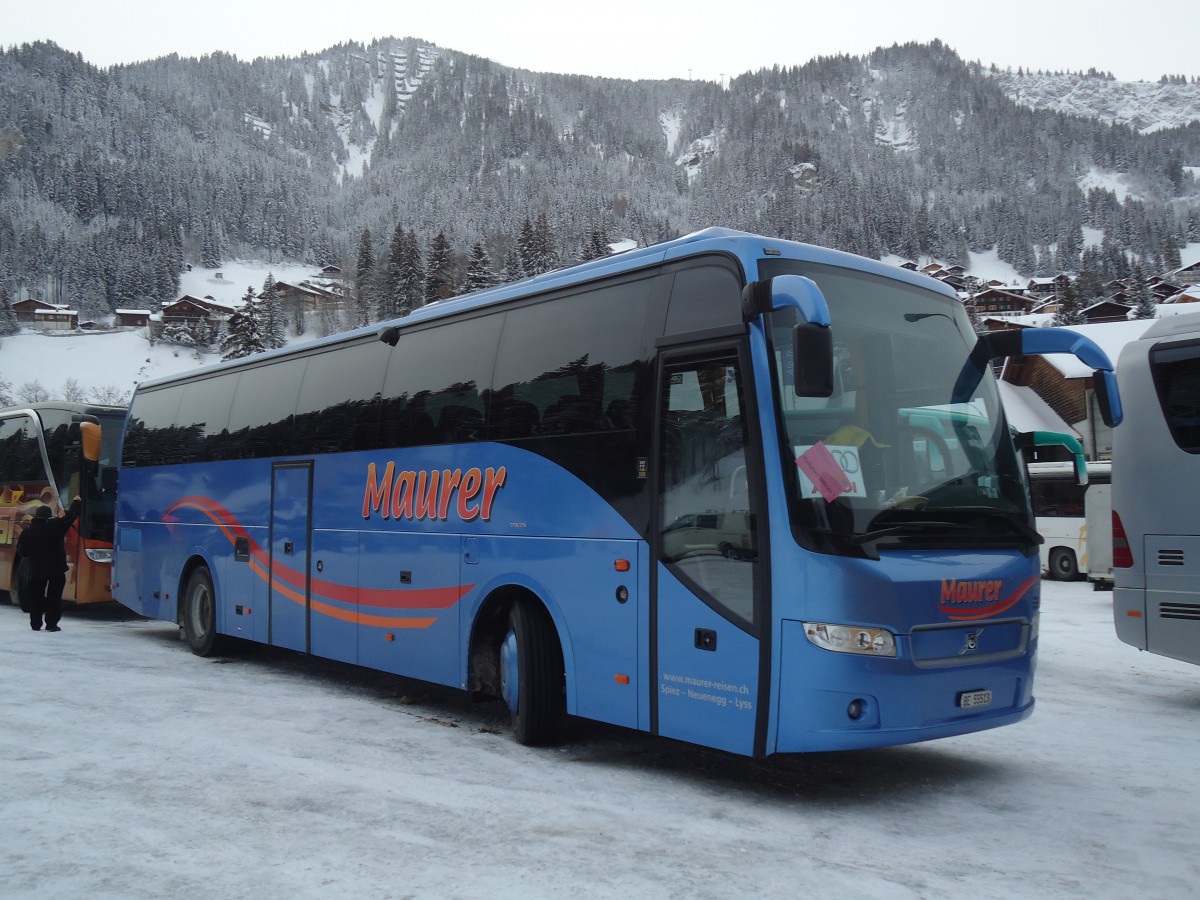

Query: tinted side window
left=293, top=340, right=391, bottom=454
left=226, top=358, right=305, bottom=460
left=1151, top=341, right=1200, bottom=454
left=122, top=388, right=184, bottom=468
left=491, top=279, right=652, bottom=439
left=37, top=409, right=75, bottom=497
left=379, top=315, right=502, bottom=448
left=0, top=415, right=44, bottom=482
left=1030, top=479, right=1085, bottom=516
left=177, top=376, right=236, bottom=463
left=664, top=264, right=743, bottom=335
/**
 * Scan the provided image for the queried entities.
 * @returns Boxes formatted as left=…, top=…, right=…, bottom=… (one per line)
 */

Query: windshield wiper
left=848, top=520, right=969, bottom=546
left=954, top=507, right=1043, bottom=546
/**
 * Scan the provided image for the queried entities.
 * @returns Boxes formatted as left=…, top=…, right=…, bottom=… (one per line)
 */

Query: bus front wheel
left=1049, top=548, right=1079, bottom=581
left=499, top=598, right=563, bottom=746
left=182, top=566, right=224, bottom=657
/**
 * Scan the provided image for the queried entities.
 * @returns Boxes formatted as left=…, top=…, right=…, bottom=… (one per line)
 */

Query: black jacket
left=17, top=500, right=80, bottom=579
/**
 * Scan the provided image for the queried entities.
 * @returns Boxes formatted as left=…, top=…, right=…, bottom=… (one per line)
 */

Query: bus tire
left=182, top=566, right=224, bottom=657
left=1048, top=548, right=1079, bottom=581
left=499, top=598, right=563, bottom=746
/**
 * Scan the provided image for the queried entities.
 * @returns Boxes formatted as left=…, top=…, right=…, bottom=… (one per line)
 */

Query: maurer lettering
left=362, top=463, right=507, bottom=522
left=939, top=579, right=1003, bottom=605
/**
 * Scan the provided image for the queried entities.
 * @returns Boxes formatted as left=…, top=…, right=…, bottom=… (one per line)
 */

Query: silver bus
left=1113, top=311, right=1200, bottom=664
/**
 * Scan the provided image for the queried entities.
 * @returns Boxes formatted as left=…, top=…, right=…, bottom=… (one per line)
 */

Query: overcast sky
left=5, top=0, right=1196, bottom=84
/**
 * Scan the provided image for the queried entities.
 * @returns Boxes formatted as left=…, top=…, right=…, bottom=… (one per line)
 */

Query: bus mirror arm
left=742, top=274, right=832, bottom=326
left=1020, top=431, right=1089, bottom=485
left=378, top=326, right=400, bottom=347
left=952, top=328, right=1123, bottom=428
left=742, top=276, right=834, bottom=398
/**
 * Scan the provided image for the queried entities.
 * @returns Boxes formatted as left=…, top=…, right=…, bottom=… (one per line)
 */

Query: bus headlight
left=804, top=622, right=897, bottom=657
left=85, top=548, right=113, bottom=563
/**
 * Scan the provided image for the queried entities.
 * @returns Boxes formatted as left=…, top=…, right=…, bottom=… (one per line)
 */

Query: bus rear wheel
left=499, top=598, right=564, bottom=746
left=1049, top=548, right=1079, bottom=581
left=182, top=566, right=224, bottom=657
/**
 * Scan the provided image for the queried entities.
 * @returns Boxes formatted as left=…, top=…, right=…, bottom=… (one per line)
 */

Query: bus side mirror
left=80, top=422, right=102, bottom=464
left=793, top=323, right=834, bottom=398
left=742, top=275, right=833, bottom=397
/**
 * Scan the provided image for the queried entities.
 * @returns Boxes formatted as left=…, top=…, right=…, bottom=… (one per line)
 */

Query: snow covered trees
left=1129, top=265, right=1158, bottom=320
left=424, top=230, right=454, bottom=305
left=259, top=273, right=286, bottom=349
left=221, top=286, right=266, bottom=360
left=1051, top=280, right=1086, bottom=327
left=465, top=242, right=497, bottom=292
left=354, top=229, right=377, bottom=328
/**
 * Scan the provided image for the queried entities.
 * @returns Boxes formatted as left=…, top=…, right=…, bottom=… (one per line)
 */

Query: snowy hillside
left=3, top=242, right=1199, bottom=408
left=0, top=260, right=319, bottom=405
left=988, top=70, right=1200, bottom=133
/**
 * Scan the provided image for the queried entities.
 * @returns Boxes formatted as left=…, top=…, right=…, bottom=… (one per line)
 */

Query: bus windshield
left=36, top=407, right=123, bottom=544
left=762, top=260, right=1032, bottom=556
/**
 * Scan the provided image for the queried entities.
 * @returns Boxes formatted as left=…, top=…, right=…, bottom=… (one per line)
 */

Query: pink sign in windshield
left=795, top=442, right=855, bottom=502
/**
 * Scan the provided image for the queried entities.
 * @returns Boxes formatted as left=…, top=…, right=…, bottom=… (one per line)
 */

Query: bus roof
left=131, top=227, right=959, bottom=393
left=0, top=401, right=126, bottom=419
left=1136, top=309, right=1200, bottom=341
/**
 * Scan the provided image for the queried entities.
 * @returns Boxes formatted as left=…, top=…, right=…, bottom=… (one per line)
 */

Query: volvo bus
left=1113, top=311, right=1200, bottom=664
left=112, top=228, right=1122, bottom=755
left=1, top=402, right=124, bottom=605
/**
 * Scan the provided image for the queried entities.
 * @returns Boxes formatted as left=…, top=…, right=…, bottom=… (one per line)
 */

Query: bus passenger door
left=653, top=347, right=766, bottom=756
left=269, top=462, right=313, bottom=653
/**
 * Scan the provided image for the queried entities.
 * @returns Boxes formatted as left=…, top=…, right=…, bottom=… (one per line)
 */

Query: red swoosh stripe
left=164, top=495, right=471, bottom=626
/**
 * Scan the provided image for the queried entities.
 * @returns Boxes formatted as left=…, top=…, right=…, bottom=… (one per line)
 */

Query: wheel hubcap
left=500, top=629, right=519, bottom=713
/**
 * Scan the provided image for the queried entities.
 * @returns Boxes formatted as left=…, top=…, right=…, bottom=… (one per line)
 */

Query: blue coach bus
left=113, top=228, right=1122, bottom=756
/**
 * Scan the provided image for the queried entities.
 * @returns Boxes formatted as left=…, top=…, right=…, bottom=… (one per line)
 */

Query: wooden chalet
left=115, top=309, right=152, bottom=328
left=1026, top=274, right=1071, bottom=298
left=1081, top=300, right=1132, bottom=324
left=971, top=287, right=1033, bottom=317
left=276, top=280, right=340, bottom=310
left=12, top=297, right=60, bottom=323
left=160, top=295, right=217, bottom=324
left=1170, top=261, right=1200, bottom=286
left=32, top=306, right=78, bottom=331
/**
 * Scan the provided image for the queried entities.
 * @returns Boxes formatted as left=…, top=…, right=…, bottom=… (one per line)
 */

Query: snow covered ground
left=2, top=579, right=1197, bottom=899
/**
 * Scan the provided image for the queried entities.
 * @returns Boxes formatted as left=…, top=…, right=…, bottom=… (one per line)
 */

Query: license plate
left=958, top=689, right=993, bottom=709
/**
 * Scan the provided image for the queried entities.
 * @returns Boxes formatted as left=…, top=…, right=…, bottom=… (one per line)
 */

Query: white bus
left=1028, top=460, right=1112, bottom=586
left=1113, top=311, right=1200, bottom=664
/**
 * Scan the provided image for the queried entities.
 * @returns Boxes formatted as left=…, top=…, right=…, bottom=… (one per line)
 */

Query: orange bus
left=1, top=402, right=124, bottom=605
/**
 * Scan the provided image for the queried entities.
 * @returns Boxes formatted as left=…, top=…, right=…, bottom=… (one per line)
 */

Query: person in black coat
left=16, top=498, right=80, bottom=632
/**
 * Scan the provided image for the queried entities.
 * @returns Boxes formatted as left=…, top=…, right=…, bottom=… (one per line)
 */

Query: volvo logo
left=960, top=628, right=984, bottom=655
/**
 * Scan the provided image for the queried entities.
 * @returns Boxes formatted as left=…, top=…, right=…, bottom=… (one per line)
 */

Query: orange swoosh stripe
left=164, top=495, right=468, bottom=627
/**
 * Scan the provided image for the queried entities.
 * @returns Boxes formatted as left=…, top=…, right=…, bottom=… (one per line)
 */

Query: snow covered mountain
left=988, top=69, right=1200, bottom=133
left=1, top=39, right=1199, bottom=326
